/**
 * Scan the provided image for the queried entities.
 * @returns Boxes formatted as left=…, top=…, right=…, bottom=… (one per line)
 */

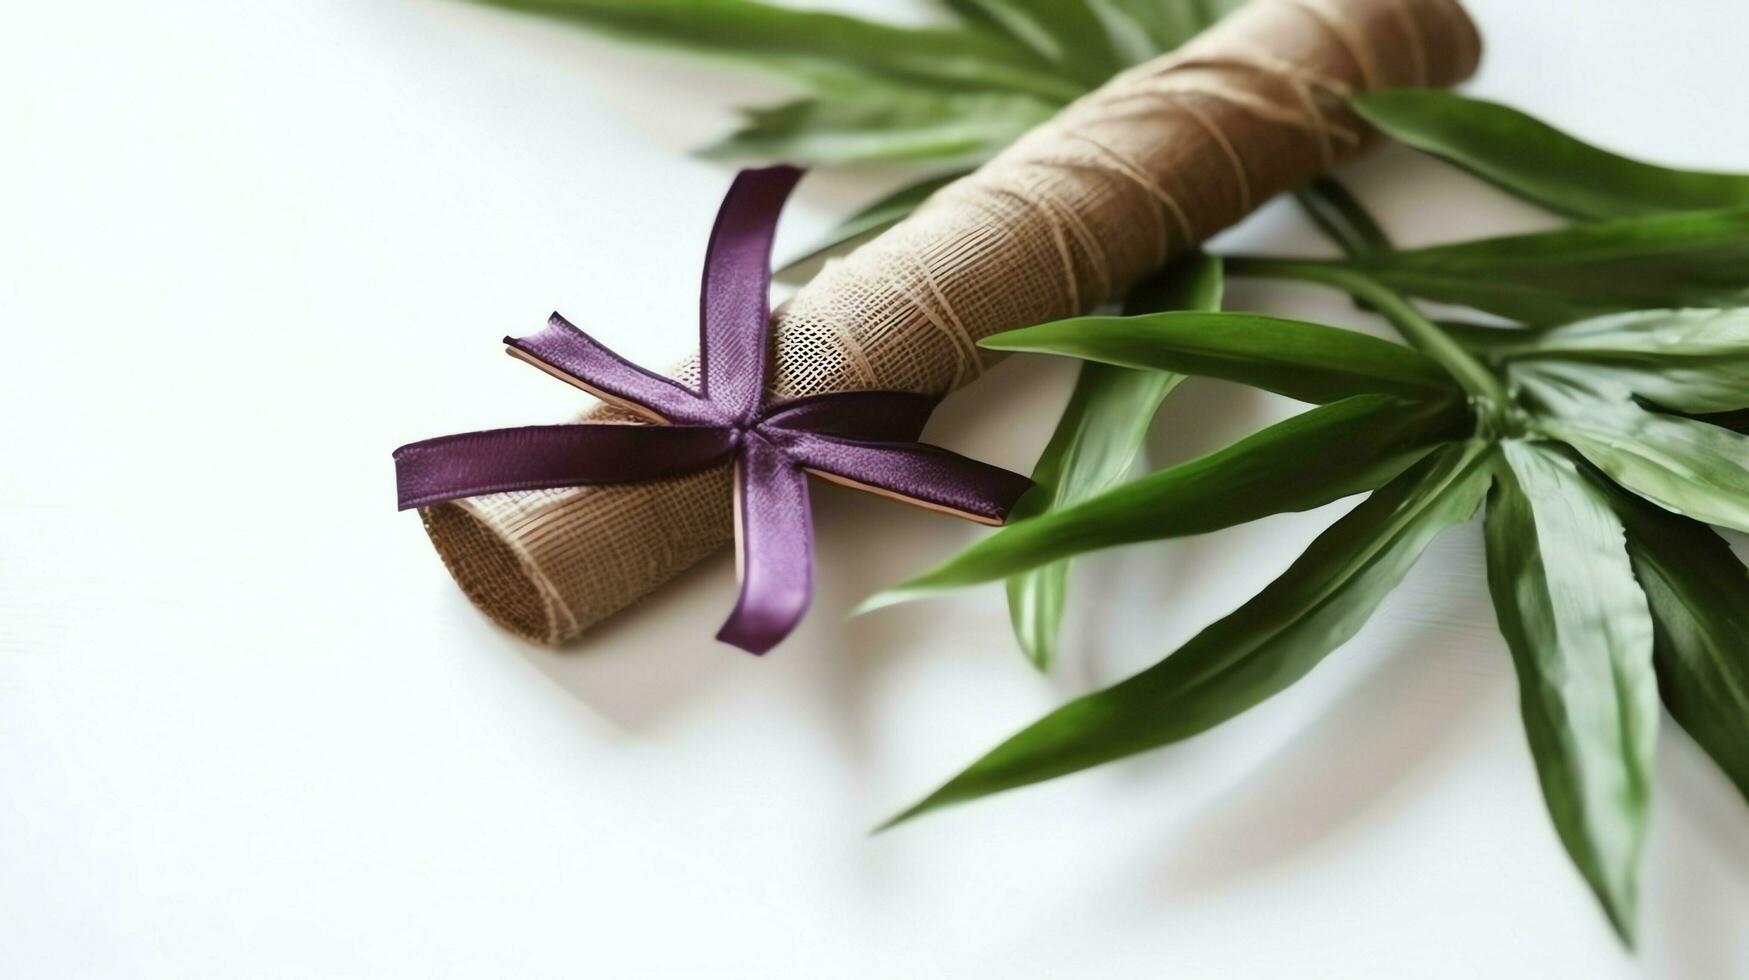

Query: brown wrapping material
left=418, top=0, right=1482, bottom=644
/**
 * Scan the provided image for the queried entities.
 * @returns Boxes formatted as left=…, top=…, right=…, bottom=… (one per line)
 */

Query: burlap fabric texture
left=417, top=0, right=1483, bottom=644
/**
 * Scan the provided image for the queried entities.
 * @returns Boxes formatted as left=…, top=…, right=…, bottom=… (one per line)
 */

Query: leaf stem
left=1293, top=178, right=1392, bottom=259
left=1225, top=256, right=1514, bottom=423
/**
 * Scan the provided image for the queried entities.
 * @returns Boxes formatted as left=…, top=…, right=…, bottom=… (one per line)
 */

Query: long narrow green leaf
left=705, top=88, right=1054, bottom=165
left=943, top=0, right=1124, bottom=83
left=982, top=311, right=1457, bottom=404
left=1347, top=208, right=1749, bottom=324
left=473, top=0, right=1083, bottom=101
left=1696, top=407, right=1749, bottom=434
left=957, top=0, right=1237, bottom=70
left=1006, top=364, right=1180, bottom=669
left=1484, top=441, right=1658, bottom=945
left=1520, top=368, right=1749, bottom=533
left=1611, top=490, right=1749, bottom=805
left=1003, top=253, right=1220, bottom=671
left=1294, top=177, right=1392, bottom=258
left=1353, top=90, right=1749, bottom=220
left=1092, top=0, right=1241, bottom=57
left=778, top=173, right=966, bottom=274
left=1440, top=319, right=1542, bottom=357
left=1489, top=308, right=1749, bottom=414
left=883, top=440, right=1491, bottom=828
left=864, top=393, right=1467, bottom=607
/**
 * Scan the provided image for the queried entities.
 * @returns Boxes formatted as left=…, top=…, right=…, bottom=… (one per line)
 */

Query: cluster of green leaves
left=872, top=90, right=1749, bottom=945
left=465, top=2, right=1745, bottom=942
left=468, top=0, right=1242, bottom=267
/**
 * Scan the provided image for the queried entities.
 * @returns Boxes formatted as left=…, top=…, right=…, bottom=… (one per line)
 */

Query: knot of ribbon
left=394, top=166, right=1032, bottom=654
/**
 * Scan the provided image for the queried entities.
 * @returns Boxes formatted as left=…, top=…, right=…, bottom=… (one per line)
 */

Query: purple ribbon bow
left=395, top=166, right=1031, bottom=654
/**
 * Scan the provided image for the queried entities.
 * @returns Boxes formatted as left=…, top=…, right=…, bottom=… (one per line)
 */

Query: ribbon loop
left=699, top=166, right=803, bottom=422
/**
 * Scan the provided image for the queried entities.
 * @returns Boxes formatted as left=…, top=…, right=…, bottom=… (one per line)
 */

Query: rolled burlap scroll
left=420, top=0, right=1482, bottom=644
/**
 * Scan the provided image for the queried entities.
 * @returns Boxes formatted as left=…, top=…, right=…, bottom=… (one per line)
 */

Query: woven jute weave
left=418, top=0, right=1483, bottom=644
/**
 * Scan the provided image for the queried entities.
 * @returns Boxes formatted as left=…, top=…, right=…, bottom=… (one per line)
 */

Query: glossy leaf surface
left=1003, top=253, right=1220, bottom=670
left=474, top=0, right=1081, bottom=100
left=1490, top=308, right=1749, bottom=414
left=1354, top=90, right=1749, bottom=220
left=1347, top=209, right=1749, bottom=324
left=1484, top=441, right=1657, bottom=944
left=1087, top=0, right=1240, bottom=62
left=1294, top=177, right=1391, bottom=257
left=983, top=311, right=1456, bottom=404
left=1612, top=491, right=1749, bottom=805
left=1521, top=368, right=1749, bottom=533
left=884, top=441, right=1490, bottom=826
left=867, top=393, right=1466, bottom=606
left=706, top=88, right=1054, bottom=165
left=944, top=0, right=1125, bottom=82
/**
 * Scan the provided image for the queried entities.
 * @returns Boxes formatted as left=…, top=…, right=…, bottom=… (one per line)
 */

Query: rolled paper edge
left=420, top=497, right=574, bottom=644
left=422, top=461, right=737, bottom=644
left=421, top=0, right=1485, bottom=646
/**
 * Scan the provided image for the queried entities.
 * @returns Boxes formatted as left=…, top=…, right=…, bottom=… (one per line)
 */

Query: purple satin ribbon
left=394, top=166, right=1031, bottom=654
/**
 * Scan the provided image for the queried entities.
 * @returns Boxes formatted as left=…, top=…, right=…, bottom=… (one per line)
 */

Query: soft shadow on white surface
left=506, top=552, right=746, bottom=732
left=499, top=350, right=1069, bottom=737
left=1149, top=586, right=1506, bottom=898
left=10, top=0, right=1749, bottom=976
left=1650, top=739, right=1749, bottom=973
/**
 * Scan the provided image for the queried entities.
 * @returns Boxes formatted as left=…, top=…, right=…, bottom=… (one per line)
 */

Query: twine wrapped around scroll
left=417, top=0, right=1483, bottom=645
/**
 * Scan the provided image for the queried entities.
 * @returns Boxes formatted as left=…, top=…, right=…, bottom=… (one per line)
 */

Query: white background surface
left=5, top=0, right=1749, bottom=976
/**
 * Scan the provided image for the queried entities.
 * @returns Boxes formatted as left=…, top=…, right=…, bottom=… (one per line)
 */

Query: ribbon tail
left=716, top=438, right=814, bottom=655
left=394, top=424, right=734, bottom=511
left=506, top=314, right=717, bottom=425
left=698, top=165, right=805, bottom=421
left=775, top=432, right=1033, bottom=527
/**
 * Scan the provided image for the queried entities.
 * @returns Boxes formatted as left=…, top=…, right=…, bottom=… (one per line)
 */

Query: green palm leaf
left=472, top=0, right=1083, bottom=101
left=1486, top=308, right=1749, bottom=414
left=1520, top=367, right=1749, bottom=533
left=983, top=310, right=1456, bottom=404
left=1345, top=208, right=1749, bottom=324
left=882, top=440, right=1491, bottom=828
left=1354, top=90, right=1749, bottom=220
left=1002, top=253, right=1220, bottom=671
left=1484, top=441, right=1658, bottom=945
left=1696, top=407, right=1749, bottom=434
left=864, top=393, right=1466, bottom=607
left=1611, top=491, right=1749, bottom=805
left=944, top=0, right=1125, bottom=82
left=707, top=87, right=1054, bottom=165
left=1004, top=364, right=1180, bottom=669
left=1094, top=0, right=1243, bottom=58
left=1294, top=177, right=1393, bottom=258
